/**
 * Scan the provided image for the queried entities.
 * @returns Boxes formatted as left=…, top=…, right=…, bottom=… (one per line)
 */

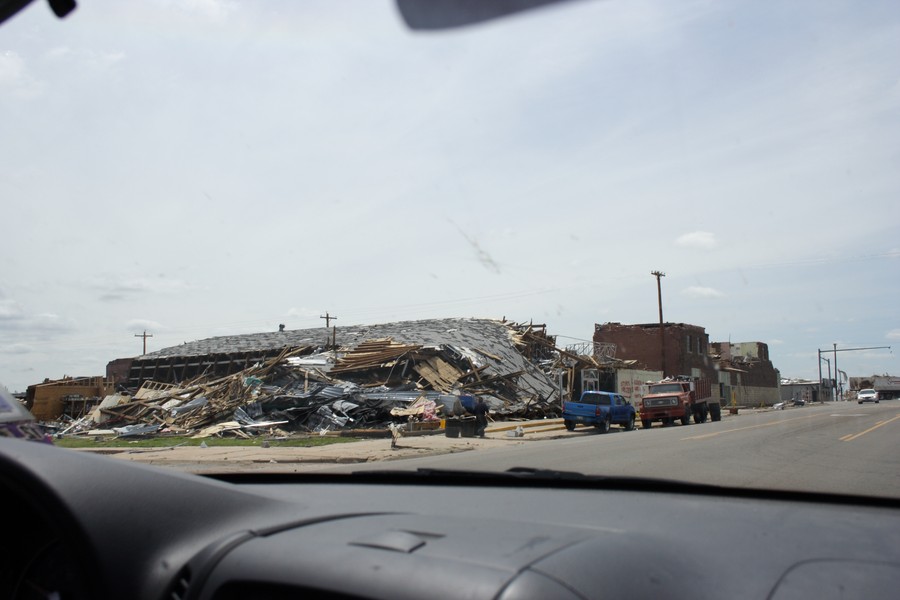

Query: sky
left=1, top=0, right=898, bottom=393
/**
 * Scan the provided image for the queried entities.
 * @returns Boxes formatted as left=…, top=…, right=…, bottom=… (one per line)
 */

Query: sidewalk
left=76, top=408, right=762, bottom=472
left=77, top=418, right=571, bottom=471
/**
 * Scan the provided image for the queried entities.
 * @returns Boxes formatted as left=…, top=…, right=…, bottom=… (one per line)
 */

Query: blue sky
left=1, top=0, right=898, bottom=393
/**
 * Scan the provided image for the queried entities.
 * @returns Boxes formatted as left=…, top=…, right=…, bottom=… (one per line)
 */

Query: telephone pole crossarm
left=134, top=330, right=153, bottom=355
left=320, top=312, right=338, bottom=328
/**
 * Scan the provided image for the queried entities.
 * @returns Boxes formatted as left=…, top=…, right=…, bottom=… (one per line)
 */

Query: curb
left=486, top=419, right=563, bottom=433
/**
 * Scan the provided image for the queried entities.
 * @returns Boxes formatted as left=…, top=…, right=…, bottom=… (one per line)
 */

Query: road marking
left=831, top=414, right=868, bottom=417
left=840, top=414, right=900, bottom=442
left=681, top=413, right=830, bottom=441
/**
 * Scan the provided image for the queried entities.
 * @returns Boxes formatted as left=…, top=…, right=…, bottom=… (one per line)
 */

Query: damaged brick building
left=710, top=342, right=781, bottom=406
left=593, top=322, right=717, bottom=381
left=593, top=322, right=781, bottom=406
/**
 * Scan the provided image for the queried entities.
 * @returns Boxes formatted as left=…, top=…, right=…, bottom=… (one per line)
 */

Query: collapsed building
left=24, top=376, right=115, bottom=421
left=849, top=375, right=900, bottom=400
left=79, top=318, right=579, bottom=438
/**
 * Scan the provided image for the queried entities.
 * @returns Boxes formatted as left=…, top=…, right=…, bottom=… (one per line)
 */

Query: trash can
left=444, top=418, right=461, bottom=438
left=459, top=416, right=477, bottom=438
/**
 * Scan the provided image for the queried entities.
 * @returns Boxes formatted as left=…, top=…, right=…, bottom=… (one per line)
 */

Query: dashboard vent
left=167, top=566, right=192, bottom=600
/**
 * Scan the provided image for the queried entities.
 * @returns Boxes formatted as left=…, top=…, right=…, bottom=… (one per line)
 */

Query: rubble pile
left=62, top=320, right=570, bottom=439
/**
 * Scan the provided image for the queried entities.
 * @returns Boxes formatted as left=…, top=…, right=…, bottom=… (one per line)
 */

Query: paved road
left=326, top=401, right=900, bottom=498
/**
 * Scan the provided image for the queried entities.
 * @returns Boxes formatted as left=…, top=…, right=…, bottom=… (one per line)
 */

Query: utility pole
left=651, top=271, right=666, bottom=376
left=321, top=312, right=338, bottom=350
left=833, top=343, right=838, bottom=401
left=134, top=330, right=153, bottom=355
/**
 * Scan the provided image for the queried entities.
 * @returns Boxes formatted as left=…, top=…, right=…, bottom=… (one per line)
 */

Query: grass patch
left=54, top=435, right=361, bottom=449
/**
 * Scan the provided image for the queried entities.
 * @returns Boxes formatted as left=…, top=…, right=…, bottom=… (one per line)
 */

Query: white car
left=857, top=389, right=879, bottom=404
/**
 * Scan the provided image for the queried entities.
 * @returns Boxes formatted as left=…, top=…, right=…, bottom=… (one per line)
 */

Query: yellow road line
left=841, top=414, right=900, bottom=442
left=681, top=413, right=831, bottom=441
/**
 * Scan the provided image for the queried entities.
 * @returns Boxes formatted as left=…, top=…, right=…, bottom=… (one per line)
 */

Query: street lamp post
left=833, top=343, right=839, bottom=401
left=818, top=354, right=831, bottom=401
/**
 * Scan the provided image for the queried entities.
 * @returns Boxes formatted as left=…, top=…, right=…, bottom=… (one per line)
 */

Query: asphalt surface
left=336, top=400, right=900, bottom=498
left=82, top=401, right=900, bottom=498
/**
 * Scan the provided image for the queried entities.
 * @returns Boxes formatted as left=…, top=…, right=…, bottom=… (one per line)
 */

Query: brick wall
left=594, top=322, right=717, bottom=381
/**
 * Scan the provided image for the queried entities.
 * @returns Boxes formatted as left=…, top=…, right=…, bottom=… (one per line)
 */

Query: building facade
left=593, top=323, right=782, bottom=407
left=710, top=342, right=781, bottom=407
left=593, top=322, right=717, bottom=381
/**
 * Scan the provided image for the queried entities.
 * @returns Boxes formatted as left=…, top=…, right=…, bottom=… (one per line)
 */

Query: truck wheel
left=596, top=418, right=610, bottom=434
left=641, top=419, right=652, bottom=429
left=625, top=415, right=635, bottom=431
left=681, top=411, right=691, bottom=426
left=696, top=407, right=707, bottom=423
left=564, top=420, right=575, bottom=431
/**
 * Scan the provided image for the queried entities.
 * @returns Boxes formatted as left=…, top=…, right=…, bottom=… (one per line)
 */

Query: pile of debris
left=63, top=319, right=570, bottom=439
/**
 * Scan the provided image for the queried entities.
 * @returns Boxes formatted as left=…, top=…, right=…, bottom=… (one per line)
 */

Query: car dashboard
left=2, top=437, right=900, bottom=600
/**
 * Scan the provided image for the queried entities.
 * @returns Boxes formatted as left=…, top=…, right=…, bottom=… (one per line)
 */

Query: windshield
left=647, top=384, right=684, bottom=394
left=2, top=0, right=898, bottom=499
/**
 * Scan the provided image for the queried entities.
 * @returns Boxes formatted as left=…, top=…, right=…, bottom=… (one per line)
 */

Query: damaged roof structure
left=87, top=319, right=567, bottom=438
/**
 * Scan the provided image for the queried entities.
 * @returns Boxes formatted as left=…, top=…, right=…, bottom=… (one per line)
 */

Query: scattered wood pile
left=61, top=319, right=596, bottom=439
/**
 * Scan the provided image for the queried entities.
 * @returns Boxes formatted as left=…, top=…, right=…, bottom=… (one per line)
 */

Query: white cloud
left=0, top=292, right=73, bottom=333
left=45, top=46, right=72, bottom=60
left=0, top=343, right=35, bottom=355
left=0, top=312, right=74, bottom=334
left=675, top=231, right=718, bottom=250
left=0, top=298, right=25, bottom=321
left=44, top=46, right=126, bottom=72
left=887, top=329, right=900, bottom=341
left=32, top=313, right=76, bottom=333
left=91, top=277, right=195, bottom=301
left=0, top=51, right=44, bottom=98
left=0, top=51, right=25, bottom=85
left=127, top=319, right=165, bottom=333
left=286, top=307, right=321, bottom=319
left=682, top=286, right=725, bottom=299
left=155, top=0, right=237, bottom=22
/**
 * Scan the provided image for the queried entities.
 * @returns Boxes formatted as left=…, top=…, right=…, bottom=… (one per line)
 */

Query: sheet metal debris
left=60, top=319, right=609, bottom=439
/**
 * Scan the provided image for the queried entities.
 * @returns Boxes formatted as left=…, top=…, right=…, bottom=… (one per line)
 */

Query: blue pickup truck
left=562, top=391, right=636, bottom=433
